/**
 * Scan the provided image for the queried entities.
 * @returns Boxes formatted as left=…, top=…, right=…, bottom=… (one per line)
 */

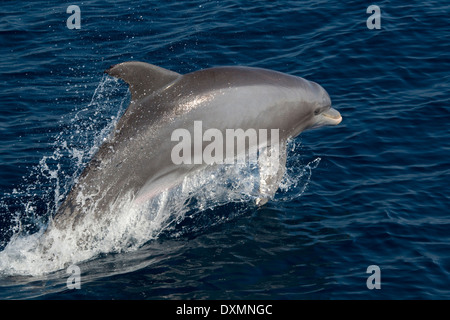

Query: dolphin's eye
left=314, top=108, right=321, bottom=115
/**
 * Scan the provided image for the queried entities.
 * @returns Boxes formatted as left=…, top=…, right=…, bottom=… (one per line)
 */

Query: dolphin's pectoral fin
left=104, top=61, right=181, bottom=102
left=256, top=143, right=287, bottom=206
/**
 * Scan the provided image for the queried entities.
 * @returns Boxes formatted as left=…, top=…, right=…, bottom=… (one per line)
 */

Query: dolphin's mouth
left=309, top=107, right=342, bottom=130
left=321, top=107, right=342, bottom=125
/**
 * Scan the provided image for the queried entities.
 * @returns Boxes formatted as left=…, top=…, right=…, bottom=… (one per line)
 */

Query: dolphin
left=50, top=62, right=342, bottom=232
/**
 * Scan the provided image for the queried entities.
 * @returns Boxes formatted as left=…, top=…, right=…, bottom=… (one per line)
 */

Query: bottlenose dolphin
left=50, top=62, right=342, bottom=232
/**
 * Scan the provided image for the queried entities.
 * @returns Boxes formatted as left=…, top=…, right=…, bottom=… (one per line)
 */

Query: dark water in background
left=0, top=0, right=449, bottom=299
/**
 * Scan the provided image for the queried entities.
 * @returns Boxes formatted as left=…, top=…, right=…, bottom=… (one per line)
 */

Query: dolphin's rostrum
left=50, top=62, right=342, bottom=232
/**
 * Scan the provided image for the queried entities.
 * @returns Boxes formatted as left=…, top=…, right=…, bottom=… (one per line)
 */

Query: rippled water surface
left=0, top=1, right=449, bottom=299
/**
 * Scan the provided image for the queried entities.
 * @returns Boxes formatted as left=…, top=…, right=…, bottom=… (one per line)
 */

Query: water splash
left=276, top=140, right=321, bottom=202
left=0, top=77, right=321, bottom=276
left=0, top=75, right=128, bottom=272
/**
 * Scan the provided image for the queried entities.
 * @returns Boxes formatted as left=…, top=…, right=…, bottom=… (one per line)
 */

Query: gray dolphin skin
left=50, top=62, right=342, bottom=231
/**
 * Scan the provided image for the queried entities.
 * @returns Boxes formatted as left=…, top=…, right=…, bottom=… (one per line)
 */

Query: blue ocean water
left=0, top=0, right=449, bottom=299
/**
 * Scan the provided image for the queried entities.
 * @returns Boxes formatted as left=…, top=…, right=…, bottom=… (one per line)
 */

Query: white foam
left=0, top=162, right=258, bottom=275
left=0, top=78, right=321, bottom=276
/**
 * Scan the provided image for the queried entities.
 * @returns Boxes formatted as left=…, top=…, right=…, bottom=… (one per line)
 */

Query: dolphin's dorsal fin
left=105, top=61, right=181, bottom=102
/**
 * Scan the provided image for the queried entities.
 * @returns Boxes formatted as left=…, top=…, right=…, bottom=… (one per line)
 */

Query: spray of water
left=0, top=76, right=320, bottom=276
